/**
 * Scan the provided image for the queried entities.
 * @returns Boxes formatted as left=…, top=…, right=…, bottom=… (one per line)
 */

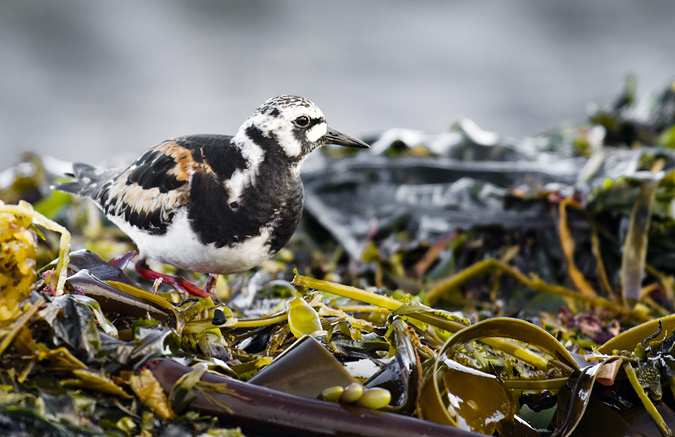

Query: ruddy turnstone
left=56, top=95, right=369, bottom=296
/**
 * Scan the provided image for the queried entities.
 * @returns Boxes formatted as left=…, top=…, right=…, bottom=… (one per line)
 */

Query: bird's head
left=238, top=95, right=369, bottom=161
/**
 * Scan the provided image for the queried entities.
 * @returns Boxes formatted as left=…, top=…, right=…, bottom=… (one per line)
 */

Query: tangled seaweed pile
left=1, top=78, right=675, bottom=436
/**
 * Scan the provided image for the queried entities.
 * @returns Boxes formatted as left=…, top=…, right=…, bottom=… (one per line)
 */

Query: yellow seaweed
left=0, top=200, right=70, bottom=320
left=0, top=201, right=38, bottom=321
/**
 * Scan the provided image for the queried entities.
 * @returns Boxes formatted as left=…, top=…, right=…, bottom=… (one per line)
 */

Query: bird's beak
left=322, top=127, right=370, bottom=148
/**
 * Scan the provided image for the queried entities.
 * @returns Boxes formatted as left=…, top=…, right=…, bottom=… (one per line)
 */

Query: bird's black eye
left=293, top=116, right=311, bottom=128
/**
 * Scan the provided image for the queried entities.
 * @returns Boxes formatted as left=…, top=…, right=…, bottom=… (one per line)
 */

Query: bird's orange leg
left=134, top=258, right=211, bottom=298
left=203, top=273, right=219, bottom=295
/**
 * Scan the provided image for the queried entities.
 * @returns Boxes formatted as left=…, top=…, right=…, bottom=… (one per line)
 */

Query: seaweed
left=2, top=78, right=675, bottom=435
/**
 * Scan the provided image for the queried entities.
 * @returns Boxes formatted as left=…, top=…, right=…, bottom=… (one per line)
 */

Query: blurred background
left=1, top=0, right=674, bottom=167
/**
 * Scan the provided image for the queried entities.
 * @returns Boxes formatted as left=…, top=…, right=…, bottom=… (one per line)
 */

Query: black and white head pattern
left=233, top=95, right=329, bottom=162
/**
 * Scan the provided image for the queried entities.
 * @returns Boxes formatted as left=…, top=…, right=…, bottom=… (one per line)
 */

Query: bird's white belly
left=109, top=211, right=274, bottom=274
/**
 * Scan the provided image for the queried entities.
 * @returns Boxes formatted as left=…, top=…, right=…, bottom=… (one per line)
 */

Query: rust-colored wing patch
left=93, top=140, right=211, bottom=235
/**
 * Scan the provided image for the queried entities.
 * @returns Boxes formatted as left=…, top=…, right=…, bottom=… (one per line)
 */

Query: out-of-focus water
left=1, top=0, right=674, bottom=167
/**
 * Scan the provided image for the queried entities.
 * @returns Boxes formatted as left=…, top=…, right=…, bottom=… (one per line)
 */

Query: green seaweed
left=1, top=78, right=675, bottom=435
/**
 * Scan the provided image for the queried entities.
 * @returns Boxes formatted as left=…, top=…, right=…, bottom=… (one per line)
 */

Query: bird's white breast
left=109, top=210, right=274, bottom=275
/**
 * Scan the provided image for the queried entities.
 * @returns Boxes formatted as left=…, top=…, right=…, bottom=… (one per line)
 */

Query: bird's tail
left=53, top=163, right=109, bottom=196
left=53, top=180, right=82, bottom=194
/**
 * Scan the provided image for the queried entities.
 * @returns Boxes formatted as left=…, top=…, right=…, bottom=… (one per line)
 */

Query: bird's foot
left=134, top=259, right=212, bottom=298
left=204, top=273, right=218, bottom=295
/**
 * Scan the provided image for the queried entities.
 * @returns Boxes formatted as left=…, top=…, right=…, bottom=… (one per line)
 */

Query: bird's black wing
left=60, top=135, right=237, bottom=235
